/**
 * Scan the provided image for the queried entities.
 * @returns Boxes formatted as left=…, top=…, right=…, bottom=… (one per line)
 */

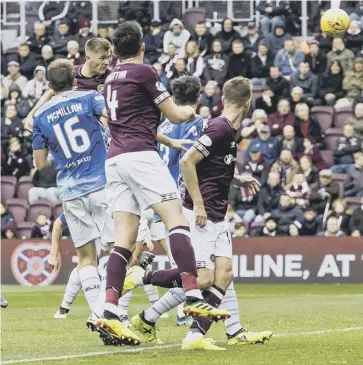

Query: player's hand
left=48, top=252, right=60, bottom=271
left=23, top=114, right=34, bottom=132
left=194, top=202, right=207, bottom=227
left=169, top=138, right=194, bottom=152
left=143, top=239, right=154, bottom=251
left=234, top=174, right=261, bottom=195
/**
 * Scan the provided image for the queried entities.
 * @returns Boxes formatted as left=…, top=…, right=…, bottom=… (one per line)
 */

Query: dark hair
left=113, top=21, right=143, bottom=59
left=48, top=59, right=75, bottom=92
left=85, top=37, right=111, bottom=53
left=171, top=76, right=201, bottom=106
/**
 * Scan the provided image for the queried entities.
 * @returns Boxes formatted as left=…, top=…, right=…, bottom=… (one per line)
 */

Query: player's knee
left=197, top=269, right=214, bottom=290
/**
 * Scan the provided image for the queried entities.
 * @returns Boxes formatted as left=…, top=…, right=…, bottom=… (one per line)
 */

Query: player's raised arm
left=158, top=97, right=196, bottom=124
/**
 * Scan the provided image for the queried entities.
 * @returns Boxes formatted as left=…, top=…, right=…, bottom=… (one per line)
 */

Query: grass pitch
left=1, top=284, right=363, bottom=365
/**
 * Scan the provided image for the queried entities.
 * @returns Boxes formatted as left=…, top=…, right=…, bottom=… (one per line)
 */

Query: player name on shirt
left=183, top=115, right=237, bottom=222
left=47, top=103, right=83, bottom=122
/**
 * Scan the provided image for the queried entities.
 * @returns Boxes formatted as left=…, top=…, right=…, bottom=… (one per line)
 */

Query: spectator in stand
left=242, top=22, right=263, bottom=54
left=226, top=39, right=251, bottom=79
left=159, top=43, right=178, bottom=79
left=257, top=171, right=283, bottom=220
left=257, top=1, right=290, bottom=39
left=241, top=145, right=270, bottom=186
left=318, top=216, right=346, bottom=237
left=301, top=208, right=320, bottom=236
left=253, top=216, right=280, bottom=237
left=50, top=20, right=75, bottom=57
left=1, top=104, right=22, bottom=145
left=277, top=125, right=303, bottom=158
left=184, top=41, right=204, bottom=78
left=203, top=39, right=228, bottom=86
left=32, top=213, right=52, bottom=240
left=345, top=20, right=363, bottom=56
left=189, top=21, right=214, bottom=57
left=2, top=137, right=32, bottom=178
left=319, top=60, right=345, bottom=106
left=349, top=197, right=363, bottom=237
left=310, top=169, right=339, bottom=214
left=26, top=22, right=50, bottom=56
left=144, top=19, right=164, bottom=64
left=38, top=0, right=70, bottom=32
left=28, top=161, right=58, bottom=203
left=288, top=222, right=301, bottom=237
left=66, top=40, right=84, bottom=66
left=241, top=109, right=268, bottom=139
left=299, top=138, right=329, bottom=170
left=67, top=1, right=92, bottom=34
left=23, top=66, right=48, bottom=103
left=271, top=193, right=304, bottom=234
left=199, top=81, right=222, bottom=118
left=1, top=75, right=8, bottom=107
left=314, top=32, right=332, bottom=55
left=327, top=37, right=354, bottom=73
left=17, top=44, right=39, bottom=81
left=332, top=123, right=362, bottom=173
left=4, top=84, right=31, bottom=119
left=271, top=149, right=299, bottom=189
left=289, top=86, right=306, bottom=112
left=290, top=62, right=319, bottom=106
left=274, top=39, right=304, bottom=80
left=75, top=19, right=93, bottom=55
left=2, top=222, right=17, bottom=239
left=250, top=41, right=274, bottom=85
left=266, top=66, right=290, bottom=99
left=215, top=18, right=240, bottom=55
left=268, top=98, right=294, bottom=136
left=346, top=102, right=363, bottom=138
left=285, top=173, right=310, bottom=209
left=199, top=106, right=211, bottom=125
left=98, top=25, right=112, bottom=43
left=152, top=62, right=168, bottom=88
left=167, top=58, right=189, bottom=92
left=3, top=62, right=27, bottom=93
left=328, top=198, right=350, bottom=235
left=304, top=40, right=327, bottom=77
left=245, top=124, right=278, bottom=165
left=232, top=222, right=249, bottom=238
left=39, top=45, right=57, bottom=71
left=1, top=202, right=15, bottom=238
left=300, top=154, right=319, bottom=185
left=163, top=19, right=190, bottom=58
left=294, top=103, right=325, bottom=149
left=348, top=2, right=363, bottom=29
left=255, top=85, right=278, bottom=115
left=344, top=152, right=363, bottom=197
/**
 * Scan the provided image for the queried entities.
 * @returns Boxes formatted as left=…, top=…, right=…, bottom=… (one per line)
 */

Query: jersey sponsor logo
left=156, top=81, right=167, bottom=92
left=224, top=154, right=237, bottom=165
left=199, top=134, right=212, bottom=147
left=160, top=192, right=177, bottom=202
left=10, top=242, right=60, bottom=286
left=97, top=84, right=105, bottom=93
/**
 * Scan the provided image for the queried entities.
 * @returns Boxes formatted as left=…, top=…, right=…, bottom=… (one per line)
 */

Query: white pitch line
left=3, top=327, right=363, bottom=364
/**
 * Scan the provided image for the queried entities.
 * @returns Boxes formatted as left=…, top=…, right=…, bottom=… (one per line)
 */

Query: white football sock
left=79, top=266, right=101, bottom=312
left=143, top=284, right=159, bottom=305
left=221, top=282, right=243, bottom=336
left=177, top=302, right=186, bottom=318
left=60, top=267, right=82, bottom=310
left=184, top=331, right=203, bottom=343
left=118, top=290, right=133, bottom=315
left=144, top=287, right=185, bottom=323
left=93, top=272, right=107, bottom=318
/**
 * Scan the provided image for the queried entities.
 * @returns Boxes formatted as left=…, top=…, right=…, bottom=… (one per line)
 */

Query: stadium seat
left=331, top=174, right=347, bottom=198
left=26, top=199, right=53, bottom=222
left=7, top=198, right=28, bottom=224
left=311, top=106, right=334, bottom=132
left=1, top=176, right=17, bottom=201
left=53, top=200, right=63, bottom=219
left=333, top=107, right=353, bottom=129
left=324, top=128, right=342, bottom=150
left=249, top=221, right=264, bottom=236
left=320, top=150, right=334, bottom=167
left=16, top=176, right=34, bottom=200
left=345, top=197, right=362, bottom=210
left=16, top=222, right=36, bottom=239
left=182, top=8, right=206, bottom=33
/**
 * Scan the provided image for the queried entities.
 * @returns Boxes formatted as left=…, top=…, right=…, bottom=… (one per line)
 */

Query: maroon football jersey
left=183, top=116, right=237, bottom=222
left=104, top=63, right=170, bottom=158
left=74, top=64, right=111, bottom=94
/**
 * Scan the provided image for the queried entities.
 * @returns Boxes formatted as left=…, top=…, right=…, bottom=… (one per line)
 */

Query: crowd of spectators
left=1, top=1, right=363, bottom=239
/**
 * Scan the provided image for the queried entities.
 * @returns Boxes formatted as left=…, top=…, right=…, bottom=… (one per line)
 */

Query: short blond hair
left=223, top=76, right=252, bottom=107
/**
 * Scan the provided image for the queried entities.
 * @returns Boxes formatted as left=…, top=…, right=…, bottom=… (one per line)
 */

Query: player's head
left=85, top=37, right=111, bottom=74
left=113, top=21, right=144, bottom=61
left=170, top=76, right=201, bottom=108
left=47, top=59, right=75, bottom=93
left=222, top=76, right=252, bottom=118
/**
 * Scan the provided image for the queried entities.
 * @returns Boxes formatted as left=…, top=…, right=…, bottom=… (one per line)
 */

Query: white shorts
left=106, top=151, right=178, bottom=216
left=136, top=209, right=166, bottom=242
left=182, top=207, right=232, bottom=270
left=63, top=188, right=115, bottom=249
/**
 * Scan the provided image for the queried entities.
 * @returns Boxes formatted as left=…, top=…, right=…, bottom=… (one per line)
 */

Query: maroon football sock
left=168, top=226, right=199, bottom=292
left=143, top=268, right=182, bottom=288
left=105, top=247, right=132, bottom=306
left=190, top=285, right=225, bottom=335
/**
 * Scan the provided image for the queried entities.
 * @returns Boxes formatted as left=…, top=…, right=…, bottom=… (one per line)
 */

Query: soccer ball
left=320, top=8, right=350, bottom=37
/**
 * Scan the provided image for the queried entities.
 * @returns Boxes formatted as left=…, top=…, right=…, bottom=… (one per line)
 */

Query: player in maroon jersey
left=24, top=37, right=112, bottom=131
left=95, top=21, right=231, bottom=346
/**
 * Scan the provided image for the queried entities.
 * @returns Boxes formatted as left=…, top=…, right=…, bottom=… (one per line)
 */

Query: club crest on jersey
left=199, top=134, right=212, bottom=147
left=97, top=84, right=105, bottom=93
left=156, top=81, right=166, bottom=92
left=224, top=154, right=236, bottom=165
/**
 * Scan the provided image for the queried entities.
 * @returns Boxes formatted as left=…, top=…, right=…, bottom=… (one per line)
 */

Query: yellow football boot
left=121, top=266, right=145, bottom=296
left=131, top=313, right=163, bottom=344
left=182, top=337, right=225, bottom=351
left=183, top=300, right=231, bottom=321
left=227, top=330, right=273, bottom=345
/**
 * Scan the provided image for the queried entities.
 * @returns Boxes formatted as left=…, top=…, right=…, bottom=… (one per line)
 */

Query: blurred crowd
left=1, top=1, right=363, bottom=239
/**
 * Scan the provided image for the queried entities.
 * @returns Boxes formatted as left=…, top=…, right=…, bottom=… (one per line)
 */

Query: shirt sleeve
left=59, top=213, right=67, bottom=226
left=142, top=66, right=170, bottom=105
left=91, top=91, right=105, bottom=116
left=181, top=117, right=203, bottom=149
left=32, top=117, right=47, bottom=150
